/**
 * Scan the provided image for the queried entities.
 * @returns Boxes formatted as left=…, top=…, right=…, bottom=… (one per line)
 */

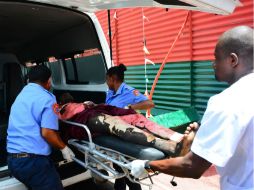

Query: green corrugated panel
left=192, top=61, right=228, bottom=115
left=125, top=62, right=192, bottom=115
left=125, top=61, right=228, bottom=117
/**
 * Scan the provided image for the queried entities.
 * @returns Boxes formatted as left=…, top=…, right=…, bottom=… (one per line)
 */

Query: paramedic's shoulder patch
left=133, top=89, right=140, bottom=96
left=52, top=103, right=60, bottom=114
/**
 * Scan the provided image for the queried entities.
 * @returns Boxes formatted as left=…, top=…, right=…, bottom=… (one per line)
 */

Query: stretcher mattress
left=93, top=135, right=166, bottom=160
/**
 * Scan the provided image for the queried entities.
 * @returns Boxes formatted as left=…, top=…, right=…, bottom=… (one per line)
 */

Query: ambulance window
left=64, top=58, right=75, bottom=81
left=63, top=48, right=106, bottom=84
left=47, top=58, right=62, bottom=85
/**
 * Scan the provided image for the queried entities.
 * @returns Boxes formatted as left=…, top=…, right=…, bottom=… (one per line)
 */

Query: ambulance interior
left=0, top=1, right=109, bottom=183
left=0, top=1, right=166, bottom=187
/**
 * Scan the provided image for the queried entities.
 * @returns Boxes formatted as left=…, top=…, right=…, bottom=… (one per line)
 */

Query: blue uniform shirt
left=7, top=83, right=58, bottom=155
left=106, top=82, right=148, bottom=108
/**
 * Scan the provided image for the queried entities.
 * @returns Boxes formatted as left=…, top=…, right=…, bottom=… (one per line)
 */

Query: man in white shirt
left=127, top=25, right=254, bottom=190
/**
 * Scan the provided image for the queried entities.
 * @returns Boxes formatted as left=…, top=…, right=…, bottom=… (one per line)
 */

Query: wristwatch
left=144, top=161, right=155, bottom=173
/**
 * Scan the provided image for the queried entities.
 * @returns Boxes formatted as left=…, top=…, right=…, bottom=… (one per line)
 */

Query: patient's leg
left=120, top=114, right=200, bottom=156
left=87, top=114, right=180, bottom=156
left=120, top=114, right=183, bottom=142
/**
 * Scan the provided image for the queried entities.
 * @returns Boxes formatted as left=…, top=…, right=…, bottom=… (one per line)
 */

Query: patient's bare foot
left=179, top=122, right=199, bottom=156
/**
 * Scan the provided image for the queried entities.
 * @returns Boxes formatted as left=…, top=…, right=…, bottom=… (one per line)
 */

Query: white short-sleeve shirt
left=191, top=73, right=254, bottom=190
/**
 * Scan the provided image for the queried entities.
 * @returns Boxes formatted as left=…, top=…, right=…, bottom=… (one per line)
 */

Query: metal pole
left=108, top=10, right=113, bottom=66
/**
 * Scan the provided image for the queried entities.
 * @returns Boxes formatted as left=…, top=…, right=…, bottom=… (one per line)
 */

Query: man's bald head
left=216, top=26, right=253, bottom=68
left=213, top=26, right=253, bottom=84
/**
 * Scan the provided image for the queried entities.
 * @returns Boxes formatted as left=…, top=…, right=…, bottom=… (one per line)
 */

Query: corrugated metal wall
left=96, top=0, right=252, bottom=115
left=124, top=61, right=228, bottom=116
left=192, top=61, right=228, bottom=115
left=96, top=0, right=253, bottom=64
left=125, top=62, right=191, bottom=114
left=96, top=8, right=191, bottom=65
left=96, top=10, right=118, bottom=62
left=191, top=0, right=253, bottom=60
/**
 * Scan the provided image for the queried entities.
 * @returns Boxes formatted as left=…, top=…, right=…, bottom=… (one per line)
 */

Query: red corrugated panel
left=97, top=8, right=191, bottom=66
left=96, top=11, right=108, bottom=32
left=95, top=10, right=118, bottom=63
left=96, top=0, right=253, bottom=65
left=192, top=0, right=253, bottom=61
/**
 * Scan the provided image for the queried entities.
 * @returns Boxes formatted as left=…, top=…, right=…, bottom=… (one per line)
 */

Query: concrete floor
left=140, top=166, right=219, bottom=190
left=65, top=165, right=220, bottom=190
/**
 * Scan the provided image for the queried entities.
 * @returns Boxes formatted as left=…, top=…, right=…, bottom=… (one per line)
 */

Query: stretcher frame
left=61, top=120, right=156, bottom=189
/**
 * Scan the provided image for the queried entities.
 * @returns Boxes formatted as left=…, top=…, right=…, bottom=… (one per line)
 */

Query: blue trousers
left=7, top=155, right=63, bottom=190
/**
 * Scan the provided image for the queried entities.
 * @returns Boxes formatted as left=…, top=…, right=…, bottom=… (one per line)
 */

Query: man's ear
left=45, top=78, right=51, bottom=90
left=230, top=53, right=239, bottom=68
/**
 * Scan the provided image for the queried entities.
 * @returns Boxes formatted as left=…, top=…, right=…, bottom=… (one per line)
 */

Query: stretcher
left=62, top=119, right=167, bottom=189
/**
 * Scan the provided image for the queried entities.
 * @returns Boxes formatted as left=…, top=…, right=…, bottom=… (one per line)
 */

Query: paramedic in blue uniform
left=105, top=63, right=154, bottom=190
left=106, top=63, right=154, bottom=110
left=7, top=65, right=75, bottom=190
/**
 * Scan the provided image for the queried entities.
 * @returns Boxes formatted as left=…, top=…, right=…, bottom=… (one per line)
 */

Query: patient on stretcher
left=54, top=93, right=193, bottom=157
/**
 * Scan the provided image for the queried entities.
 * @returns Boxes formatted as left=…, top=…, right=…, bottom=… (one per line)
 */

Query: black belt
left=8, top=153, right=43, bottom=158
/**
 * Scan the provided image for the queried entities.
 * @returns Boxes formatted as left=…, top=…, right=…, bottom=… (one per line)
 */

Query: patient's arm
left=57, top=103, right=85, bottom=120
